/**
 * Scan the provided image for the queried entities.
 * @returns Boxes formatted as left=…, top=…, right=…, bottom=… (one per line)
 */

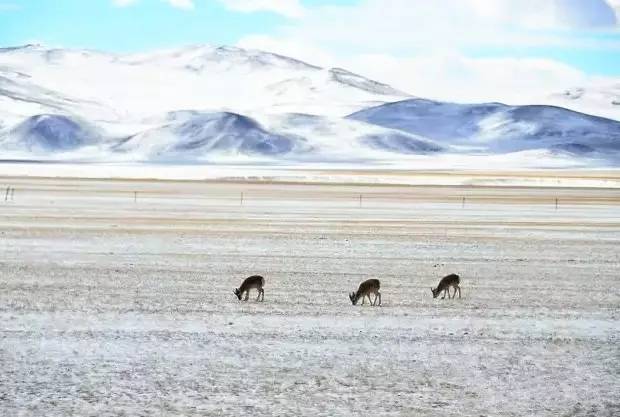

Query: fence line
left=4, top=186, right=620, bottom=208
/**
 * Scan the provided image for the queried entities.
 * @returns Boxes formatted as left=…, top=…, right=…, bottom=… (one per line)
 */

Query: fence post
left=462, top=196, right=466, bottom=208
left=555, top=198, right=558, bottom=210
left=4, top=186, right=9, bottom=202
left=240, top=192, right=244, bottom=206
left=359, top=194, right=362, bottom=208
left=134, top=191, right=137, bottom=203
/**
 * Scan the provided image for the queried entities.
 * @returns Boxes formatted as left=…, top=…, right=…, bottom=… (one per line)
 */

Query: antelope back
left=357, top=278, right=380, bottom=295
left=239, top=275, right=264, bottom=292
left=437, top=274, right=459, bottom=291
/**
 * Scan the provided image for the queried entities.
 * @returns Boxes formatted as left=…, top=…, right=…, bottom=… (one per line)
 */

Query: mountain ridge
left=0, top=44, right=618, bottom=166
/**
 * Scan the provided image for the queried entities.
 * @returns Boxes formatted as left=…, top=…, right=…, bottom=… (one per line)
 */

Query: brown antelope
left=234, top=275, right=265, bottom=301
left=349, top=279, right=381, bottom=306
left=431, top=273, right=461, bottom=299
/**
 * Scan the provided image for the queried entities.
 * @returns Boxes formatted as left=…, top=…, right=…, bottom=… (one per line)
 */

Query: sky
left=0, top=0, right=619, bottom=103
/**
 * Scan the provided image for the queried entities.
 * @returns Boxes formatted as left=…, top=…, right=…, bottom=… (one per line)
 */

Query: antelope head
left=349, top=292, right=358, bottom=305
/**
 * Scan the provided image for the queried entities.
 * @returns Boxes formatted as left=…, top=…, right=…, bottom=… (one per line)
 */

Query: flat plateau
left=0, top=169, right=618, bottom=416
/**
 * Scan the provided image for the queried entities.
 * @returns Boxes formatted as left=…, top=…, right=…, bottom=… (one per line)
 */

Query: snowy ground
left=0, top=174, right=619, bottom=416
left=1, top=162, right=619, bottom=187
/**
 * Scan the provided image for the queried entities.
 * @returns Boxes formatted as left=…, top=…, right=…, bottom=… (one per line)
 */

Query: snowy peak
left=205, top=46, right=322, bottom=71
left=125, top=44, right=322, bottom=73
left=0, top=44, right=44, bottom=53
left=0, top=44, right=409, bottom=120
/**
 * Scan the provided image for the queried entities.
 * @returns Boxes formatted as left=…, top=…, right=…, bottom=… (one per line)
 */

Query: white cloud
left=110, top=0, right=617, bottom=104
left=236, top=35, right=590, bottom=104
left=219, top=0, right=305, bottom=18
left=233, top=0, right=618, bottom=104
left=607, top=0, right=620, bottom=19
left=270, top=0, right=619, bottom=54
left=466, top=0, right=618, bottom=29
left=348, top=53, right=587, bottom=104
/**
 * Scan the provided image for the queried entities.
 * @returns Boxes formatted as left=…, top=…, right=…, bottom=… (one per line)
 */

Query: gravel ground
left=0, top=177, right=618, bottom=416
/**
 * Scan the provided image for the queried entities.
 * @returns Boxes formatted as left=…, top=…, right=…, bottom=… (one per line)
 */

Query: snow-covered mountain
left=2, top=114, right=100, bottom=152
left=0, top=44, right=618, bottom=166
left=115, top=110, right=441, bottom=162
left=114, top=112, right=308, bottom=161
left=0, top=43, right=408, bottom=126
left=347, top=99, right=620, bottom=158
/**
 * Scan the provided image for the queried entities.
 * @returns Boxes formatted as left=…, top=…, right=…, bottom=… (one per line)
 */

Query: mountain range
left=0, top=44, right=618, bottom=166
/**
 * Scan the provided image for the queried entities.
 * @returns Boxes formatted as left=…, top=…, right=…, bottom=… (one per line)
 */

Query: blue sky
left=0, top=0, right=286, bottom=50
left=1, top=0, right=618, bottom=101
left=0, top=1, right=359, bottom=51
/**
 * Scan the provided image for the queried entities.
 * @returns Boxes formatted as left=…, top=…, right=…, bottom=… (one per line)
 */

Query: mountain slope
left=0, top=44, right=410, bottom=123
left=259, top=113, right=442, bottom=160
left=114, top=112, right=308, bottom=161
left=114, top=111, right=443, bottom=162
left=2, top=114, right=103, bottom=153
left=347, top=99, right=620, bottom=155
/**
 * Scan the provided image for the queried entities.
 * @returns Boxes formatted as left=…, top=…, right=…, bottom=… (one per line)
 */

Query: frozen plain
left=0, top=170, right=619, bottom=417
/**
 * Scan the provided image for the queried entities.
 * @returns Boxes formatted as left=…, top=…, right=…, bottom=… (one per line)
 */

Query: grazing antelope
left=349, top=279, right=381, bottom=306
left=234, top=275, right=265, bottom=302
left=431, top=273, right=461, bottom=299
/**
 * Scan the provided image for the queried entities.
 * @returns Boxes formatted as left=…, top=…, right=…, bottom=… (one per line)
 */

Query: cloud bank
left=238, top=0, right=619, bottom=103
